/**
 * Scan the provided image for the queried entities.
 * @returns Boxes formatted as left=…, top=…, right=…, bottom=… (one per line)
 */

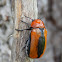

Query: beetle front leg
left=15, top=27, right=33, bottom=31
left=21, top=20, right=29, bottom=25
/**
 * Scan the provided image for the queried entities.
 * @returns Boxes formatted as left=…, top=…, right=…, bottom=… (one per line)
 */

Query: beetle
left=15, top=16, right=47, bottom=58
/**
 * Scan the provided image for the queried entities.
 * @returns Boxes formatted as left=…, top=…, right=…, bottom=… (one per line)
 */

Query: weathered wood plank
left=11, top=0, right=38, bottom=62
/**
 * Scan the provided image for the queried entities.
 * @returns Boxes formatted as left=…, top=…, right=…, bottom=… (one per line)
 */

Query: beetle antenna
left=38, top=16, right=46, bottom=20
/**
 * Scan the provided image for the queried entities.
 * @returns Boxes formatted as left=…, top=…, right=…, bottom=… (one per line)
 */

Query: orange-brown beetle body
left=26, top=19, right=47, bottom=58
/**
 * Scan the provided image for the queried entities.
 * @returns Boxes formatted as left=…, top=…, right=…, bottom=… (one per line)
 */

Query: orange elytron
left=15, top=18, right=47, bottom=58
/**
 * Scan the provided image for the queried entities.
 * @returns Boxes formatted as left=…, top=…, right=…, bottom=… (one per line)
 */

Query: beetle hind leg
left=22, top=39, right=29, bottom=51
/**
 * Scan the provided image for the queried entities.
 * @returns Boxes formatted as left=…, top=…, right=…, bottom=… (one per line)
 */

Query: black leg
left=22, top=39, right=29, bottom=50
left=21, top=20, right=30, bottom=27
left=15, top=27, right=33, bottom=31
left=21, top=20, right=29, bottom=25
left=24, top=15, right=34, bottom=21
left=15, top=29, right=24, bottom=31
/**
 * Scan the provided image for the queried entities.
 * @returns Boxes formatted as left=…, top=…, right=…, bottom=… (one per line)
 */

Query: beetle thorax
left=31, top=19, right=45, bottom=28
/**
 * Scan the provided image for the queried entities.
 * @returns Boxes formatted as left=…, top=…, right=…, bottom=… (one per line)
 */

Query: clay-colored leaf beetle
left=15, top=16, right=47, bottom=58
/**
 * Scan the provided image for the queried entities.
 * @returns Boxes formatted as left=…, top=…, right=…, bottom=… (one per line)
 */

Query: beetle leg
left=21, top=20, right=31, bottom=28
left=22, top=39, right=29, bottom=50
left=21, top=20, right=29, bottom=25
left=15, top=27, right=33, bottom=31
left=15, top=29, right=30, bottom=31
left=24, top=15, right=34, bottom=21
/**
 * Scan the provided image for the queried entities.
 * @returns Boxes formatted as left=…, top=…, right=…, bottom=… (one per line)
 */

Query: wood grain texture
left=11, top=0, right=38, bottom=62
